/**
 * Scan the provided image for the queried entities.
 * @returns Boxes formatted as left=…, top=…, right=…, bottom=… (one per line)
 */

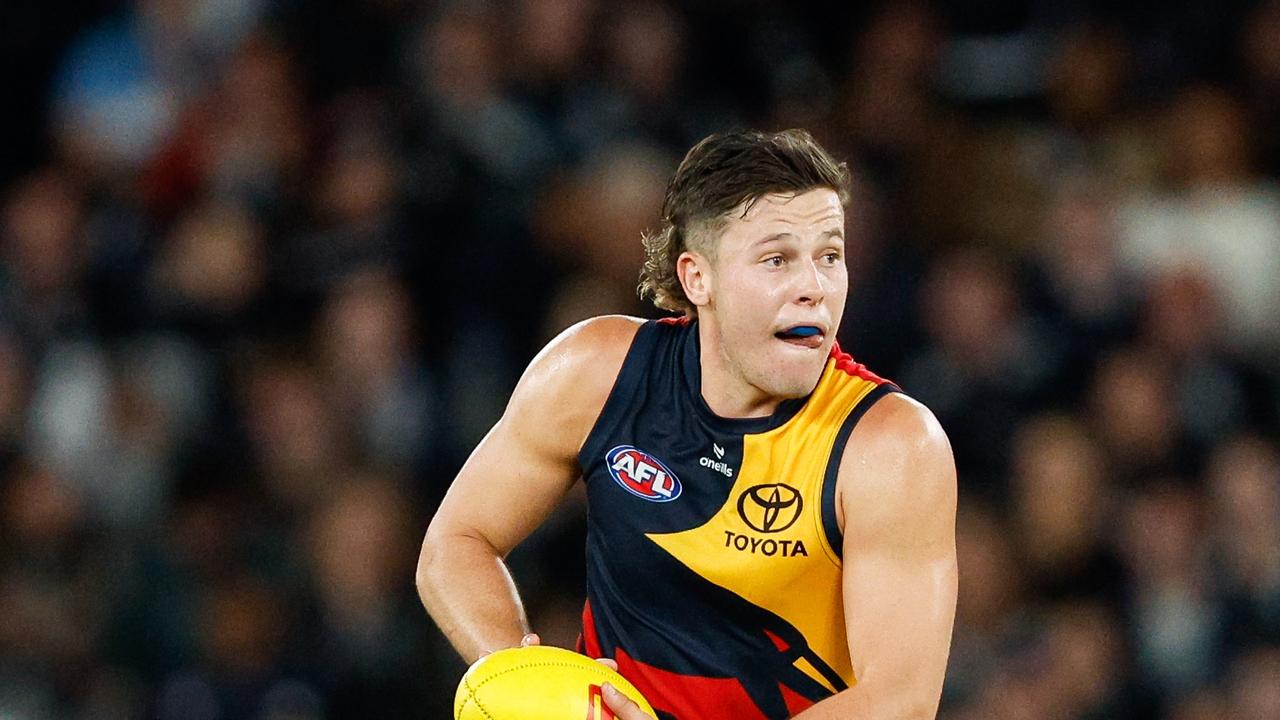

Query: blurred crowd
left=1, top=0, right=1279, bottom=718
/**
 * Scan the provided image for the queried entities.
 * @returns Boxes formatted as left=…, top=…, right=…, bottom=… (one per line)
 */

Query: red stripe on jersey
left=614, top=648, right=769, bottom=720
left=829, top=341, right=892, bottom=385
left=780, top=681, right=816, bottom=716
left=581, top=600, right=603, bottom=657
left=763, top=629, right=789, bottom=653
left=657, top=316, right=692, bottom=326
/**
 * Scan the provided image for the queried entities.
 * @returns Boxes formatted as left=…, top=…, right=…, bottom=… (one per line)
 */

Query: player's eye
left=762, top=255, right=785, bottom=268
left=821, top=251, right=841, bottom=265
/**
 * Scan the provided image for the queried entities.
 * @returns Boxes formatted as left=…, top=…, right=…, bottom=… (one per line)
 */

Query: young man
left=417, top=130, right=957, bottom=719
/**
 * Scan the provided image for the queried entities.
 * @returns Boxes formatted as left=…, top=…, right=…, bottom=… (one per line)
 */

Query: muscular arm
left=415, top=316, right=642, bottom=663
left=795, top=393, right=959, bottom=719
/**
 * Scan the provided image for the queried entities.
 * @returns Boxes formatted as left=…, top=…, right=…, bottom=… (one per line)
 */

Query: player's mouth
left=774, top=324, right=826, bottom=349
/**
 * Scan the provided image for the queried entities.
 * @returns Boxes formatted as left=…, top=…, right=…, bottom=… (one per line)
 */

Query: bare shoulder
left=517, top=315, right=644, bottom=400
left=835, top=393, right=957, bottom=536
left=505, top=315, right=646, bottom=453
left=542, top=314, right=645, bottom=365
left=846, top=393, right=952, bottom=464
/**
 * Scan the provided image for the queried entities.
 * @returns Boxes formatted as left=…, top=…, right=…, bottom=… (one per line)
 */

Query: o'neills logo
left=605, top=445, right=682, bottom=502
left=699, top=442, right=734, bottom=478
left=699, top=456, right=734, bottom=477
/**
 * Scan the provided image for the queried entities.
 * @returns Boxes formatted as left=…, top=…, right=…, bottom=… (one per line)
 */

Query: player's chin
left=765, top=357, right=827, bottom=398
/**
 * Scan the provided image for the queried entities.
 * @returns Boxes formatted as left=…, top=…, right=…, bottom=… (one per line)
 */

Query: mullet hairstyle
left=638, top=129, right=852, bottom=316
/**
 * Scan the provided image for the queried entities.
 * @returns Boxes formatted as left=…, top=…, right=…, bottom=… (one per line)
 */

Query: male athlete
left=417, top=129, right=957, bottom=719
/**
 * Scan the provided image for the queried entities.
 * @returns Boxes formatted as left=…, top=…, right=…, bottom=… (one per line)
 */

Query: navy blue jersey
left=575, top=318, right=897, bottom=719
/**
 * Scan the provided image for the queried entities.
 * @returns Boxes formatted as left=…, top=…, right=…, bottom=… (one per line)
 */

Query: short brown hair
left=638, top=129, right=851, bottom=315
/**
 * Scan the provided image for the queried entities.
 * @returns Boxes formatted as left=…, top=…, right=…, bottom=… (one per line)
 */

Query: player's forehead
left=720, top=188, right=844, bottom=241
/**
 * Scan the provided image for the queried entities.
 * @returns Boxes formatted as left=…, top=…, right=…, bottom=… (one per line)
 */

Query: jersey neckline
left=680, top=320, right=810, bottom=435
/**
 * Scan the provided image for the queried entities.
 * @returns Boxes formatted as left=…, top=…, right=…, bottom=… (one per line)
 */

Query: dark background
left=2, top=0, right=1279, bottom=718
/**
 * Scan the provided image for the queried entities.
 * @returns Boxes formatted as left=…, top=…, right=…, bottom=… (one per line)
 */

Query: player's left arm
left=795, top=392, right=958, bottom=719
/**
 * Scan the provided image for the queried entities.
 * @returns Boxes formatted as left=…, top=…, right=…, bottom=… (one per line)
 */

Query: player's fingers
left=602, top=683, right=654, bottom=720
left=595, top=657, right=619, bottom=671
left=520, top=633, right=541, bottom=647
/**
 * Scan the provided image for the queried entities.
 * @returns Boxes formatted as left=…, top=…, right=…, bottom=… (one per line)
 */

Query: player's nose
left=794, top=258, right=827, bottom=305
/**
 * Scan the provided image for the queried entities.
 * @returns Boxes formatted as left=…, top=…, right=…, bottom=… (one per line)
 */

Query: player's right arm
left=416, top=315, right=643, bottom=663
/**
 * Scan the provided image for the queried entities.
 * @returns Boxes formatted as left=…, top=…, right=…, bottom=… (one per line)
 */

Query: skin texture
left=417, top=188, right=957, bottom=719
left=416, top=315, right=640, bottom=661
left=679, top=190, right=848, bottom=411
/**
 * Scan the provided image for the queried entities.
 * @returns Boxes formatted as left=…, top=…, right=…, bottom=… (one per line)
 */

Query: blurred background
left=1, top=0, right=1279, bottom=718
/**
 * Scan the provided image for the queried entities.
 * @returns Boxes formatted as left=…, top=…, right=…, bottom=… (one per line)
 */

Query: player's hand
left=526, top=633, right=622, bottom=674
left=602, top=682, right=657, bottom=720
left=523, top=635, right=653, bottom=718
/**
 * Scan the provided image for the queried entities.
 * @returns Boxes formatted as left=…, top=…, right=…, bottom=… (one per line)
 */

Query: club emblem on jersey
left=605, top=445, right=682, bottom=502
left=737, top=484, right=803, bottom=533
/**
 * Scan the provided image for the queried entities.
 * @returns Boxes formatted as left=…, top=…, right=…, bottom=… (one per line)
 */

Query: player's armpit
left=416, top=315, right=643, bottom=662
left=793, top=393, right=958, bottom=720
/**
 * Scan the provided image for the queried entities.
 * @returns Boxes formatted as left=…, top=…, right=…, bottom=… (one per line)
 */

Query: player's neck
left=698, top=329, right=782, bottom=420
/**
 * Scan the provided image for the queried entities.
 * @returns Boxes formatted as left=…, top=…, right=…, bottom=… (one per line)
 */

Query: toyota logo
left=737, top=484, right=803, bottom=533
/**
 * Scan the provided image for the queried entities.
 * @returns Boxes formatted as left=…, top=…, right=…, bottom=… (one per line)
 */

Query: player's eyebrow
left=754, top=228, right=844, bottom=247
left=753, top=232, right=795, bottom=247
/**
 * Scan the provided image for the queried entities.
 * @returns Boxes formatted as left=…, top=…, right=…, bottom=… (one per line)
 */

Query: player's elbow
left=414, top=541, right=434, bottom=606
left=415, top=518, right=498, bottom=605
left=415, top=519, right=455, bottom=605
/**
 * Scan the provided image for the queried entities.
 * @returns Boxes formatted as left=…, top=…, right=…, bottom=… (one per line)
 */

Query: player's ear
left=677, top=251, right=712, bottom=308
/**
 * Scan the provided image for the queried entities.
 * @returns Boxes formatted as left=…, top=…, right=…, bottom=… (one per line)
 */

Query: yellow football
left=454, top=645, right=656, bottom=719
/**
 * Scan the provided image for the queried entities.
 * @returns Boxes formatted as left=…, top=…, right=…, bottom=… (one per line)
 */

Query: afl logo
left=605, top=445, right=682, bottom=502
left=737, top=484, right=803, bottom=533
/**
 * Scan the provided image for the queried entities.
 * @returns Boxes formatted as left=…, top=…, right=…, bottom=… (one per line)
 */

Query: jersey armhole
left=575, top=320, right=658, bottom=475
left=820, top=383, right=900, bottom=561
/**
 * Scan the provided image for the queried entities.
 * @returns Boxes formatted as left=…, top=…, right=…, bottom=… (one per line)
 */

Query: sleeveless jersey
left=576, top=317, right=898, bottom=719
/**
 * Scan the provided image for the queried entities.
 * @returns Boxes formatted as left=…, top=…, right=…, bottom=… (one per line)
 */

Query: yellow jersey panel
left=647, top=358, right=884, bottom=689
